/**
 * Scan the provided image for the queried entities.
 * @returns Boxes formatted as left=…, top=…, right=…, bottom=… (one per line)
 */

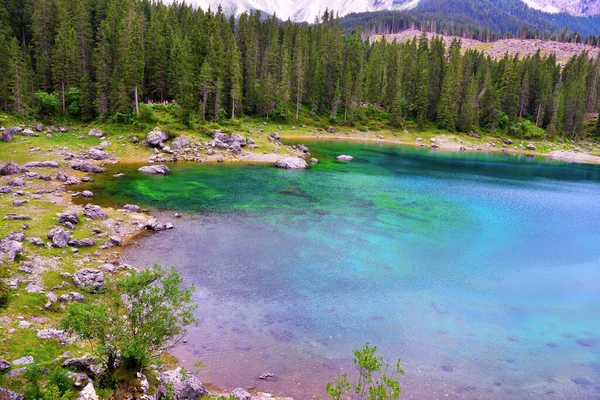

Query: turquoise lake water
left=86, top=142, right=600, bottom=399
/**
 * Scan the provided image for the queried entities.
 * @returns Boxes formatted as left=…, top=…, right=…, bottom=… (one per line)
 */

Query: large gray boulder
left=86, top=149, right=109, bottom=161
left=59, top=210, right=79, bottom=225
left=48, top=227, right=71, bottom=248
left=1, top=127, right=23, bottom=142
left=160, top=368, right=208, bottom=400
left=138, top=165, right=170, bottom=175
left=73, top=269, right=105, bottom=292
left=0, top=237, right=23, bottom=262
left=275, top=158, right=308, bottom=170
left=171, top=136, right=190, bottom=150
left=71, top=160, right=106, bottom=173
left=145, top=218, right=173, bottom=231
left=68, top=238, right=95, bottom=247
left=24, top=161, right=60, bottom=168
left=146, top=128, right=169, bottom=146
left=1, top=162, right=27, bottom=176
left=84, top=204, right=107, bottom=220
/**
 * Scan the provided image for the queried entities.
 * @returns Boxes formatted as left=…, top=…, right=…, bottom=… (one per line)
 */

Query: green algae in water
left=84, top=142, right=600, bottom=399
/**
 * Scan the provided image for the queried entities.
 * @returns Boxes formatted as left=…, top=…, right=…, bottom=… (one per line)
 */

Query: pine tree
left=8, top=37, right=32, bottom=117
left=198, top=60, right=213, bottom=121
left=458, top=75, right=479, bottom=132
left=31, top=0, right=55, bottom=91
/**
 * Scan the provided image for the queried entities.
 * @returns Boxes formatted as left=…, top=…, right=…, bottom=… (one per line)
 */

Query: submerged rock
left=274, top=158, right=308, bottom=170
left=336, top=155, right=354, bottom=161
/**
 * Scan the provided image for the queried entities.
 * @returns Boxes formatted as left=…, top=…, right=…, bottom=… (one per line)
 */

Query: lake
left=86, top=141, right=600, bottom=399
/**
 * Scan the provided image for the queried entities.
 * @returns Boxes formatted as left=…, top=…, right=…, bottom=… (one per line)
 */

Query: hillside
left=374, top=30, right=600, bottom=62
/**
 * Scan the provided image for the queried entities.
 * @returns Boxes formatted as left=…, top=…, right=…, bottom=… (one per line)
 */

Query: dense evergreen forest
left=1, top=0, right=599, bottom=138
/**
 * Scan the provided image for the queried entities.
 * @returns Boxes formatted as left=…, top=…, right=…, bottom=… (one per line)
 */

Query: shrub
left=323, top=344, right=404, bottom=400
left=0, top=280, right=9, bottom=308
left=35, top=91, right=60, bottom=117
left=48, top=368, right=72, bottom=395
left=109, top=112, right=132, bottom=124
left=138, top=103, right=158, bottom=123
left=61, top=265, right=197, bottom=372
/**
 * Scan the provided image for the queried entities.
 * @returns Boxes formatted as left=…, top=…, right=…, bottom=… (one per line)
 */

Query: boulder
left=82, top=190, right=94, bottom=198
left=21, top=129, right=36, bottom=136
left=527, top=144, right=537, bottom=151
left=37, top=329, right=70, bottom=345
left=75, top=382, right=99, bottom=400
left=146, top=128, right=169, bottom=146
left=1, top=127, right=23, bottom=142
left=0, top=387, right=25, bottom=400
left=298, top=144, right=309, bottom=153
left=336, top=155, right=354, bottom=161
left=84, top=204, right=108, bottom=220
left=62, top=357, right=98, bottom=370
left=0, top=359, right=10, bottom=371
left=35, top=123, right=44, bottom=132
left=138, top=165, right=170, bottom=175
left=504, top=139, right=513, bottom=145
left=270, top=132, right=281, bottom=140
left=160, top=368, right=208, bottom=400
left=68, top=238, right=95, bottom=247
left=145, top=218, right=174, bottom=231
left=71, top=160, right=106, bottom=174
left=171, top=136, right=191, bottom=150
left=18, top=261, right=33, bottom=274
left=0, top=238, right=23, bottom=262
left=1, top=162, right=27, bottom=176
left=48, top=227, right=71, bottom=248
left=3, top=214, right=31, bottom=220
left=109, top=236, right=122, bottom=246
left=7, top=177, right=23, bottom=187
left=0, top=186, right=12, bottom=194
left=30, top=237, right=44, bottom=246
left=59, top=292, right=84, bottom=302
left=12, top=356, right=34, bottom=366
left=59, top=210, right=79, bottom=225
left=73, top=269, right=105, bottom=292
left=88, top=129, right=104, bottom=138
left=274, top=158, right=308, bottom=170
left=122, top=204, right=141, bottom=212
left=56, top=171, right=68, bottom=182
left=86, top=149, right=109, bottom=161
left=24, top=161, right=60, bottom=168
left=231, top=388, right=251, bottom=400
left=326, top=126, right=336, bottom=133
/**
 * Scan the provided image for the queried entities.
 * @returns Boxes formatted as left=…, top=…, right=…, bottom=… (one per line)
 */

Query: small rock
left=109, top=236, right=122, bottom=246
left=82, top=190, right=94, bottom=198
left=336, top=155, right=354, bottom=161
left=73, top=269, right=105, bottom=292
left=122, top=204, right=141, bottom=212
left=75, top=382, right=99, bottom=400
left=231, top=387, right=251, bottom=400
left=138, top=165, right=170, bottom=175
left=88, top=129, right=104, bottom=138
left=71, top=160, right=106, bottom=174
left=12, top=356, right=34, bottom=366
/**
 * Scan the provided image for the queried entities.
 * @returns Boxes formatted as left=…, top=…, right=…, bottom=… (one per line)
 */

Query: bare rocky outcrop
left=73, top=269, right=105, bottom=292
left=274, top=158, right=308, bottom=170
left=138, top=165, right=170, bottom=175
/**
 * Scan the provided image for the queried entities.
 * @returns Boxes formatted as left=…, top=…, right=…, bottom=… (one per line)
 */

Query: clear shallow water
left=86, top=143, right=600, bottom=399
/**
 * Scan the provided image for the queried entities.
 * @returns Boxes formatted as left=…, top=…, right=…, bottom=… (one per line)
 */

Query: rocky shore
left=0, top=122, right=299, bottom=399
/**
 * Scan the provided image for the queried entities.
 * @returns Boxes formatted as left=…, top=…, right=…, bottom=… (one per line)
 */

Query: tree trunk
left=62, top=81, right=66, bottom=112
left=135, top=85, right=139, bottom=115
left=535, top=102, right=542, bottom=126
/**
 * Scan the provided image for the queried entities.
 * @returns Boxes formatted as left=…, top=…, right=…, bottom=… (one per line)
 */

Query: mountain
left=522, top=0, right=600, bottom=16
left=178, top=0, right=600, bottom=21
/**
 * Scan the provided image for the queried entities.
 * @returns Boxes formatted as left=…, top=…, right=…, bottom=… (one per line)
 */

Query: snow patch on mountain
left=521, top=0, right=600, bottom=16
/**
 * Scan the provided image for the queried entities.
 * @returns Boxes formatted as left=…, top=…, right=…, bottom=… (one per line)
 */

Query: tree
left=8, top=37, right=32, bottom=117
left=198, top=61, right=213, bottom=121
left=61, top=265, right=197, bottom=371
left=323, top=344, right=404, bottom=400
